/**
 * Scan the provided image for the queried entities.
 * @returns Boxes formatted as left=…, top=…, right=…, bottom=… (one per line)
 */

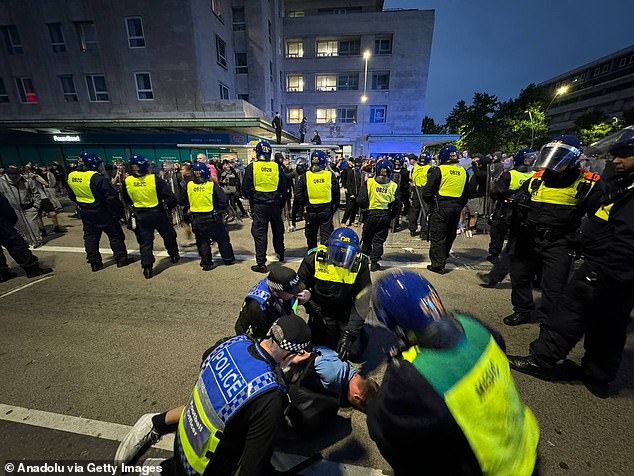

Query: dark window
left=235, top=53, right=248, bottom=74
left=371, top=71, right=390, bottom=90
left=374, top=36, right=392, bottom=55
left=216, top=35, right=227, bottom=68
left=1, top=25, right=23, bottom=54
left=47, top=23, right=66, bottom=52
left=270, top=61, right=273, bottom=82
left=59, top=75, right=78, bottom=102
left=336, top=107, right=357, bottom=123
left=337, top=73, right=359, bottom=90
left=268, top=20, right=272, bottom=43
left=85, top=74, right=109, bottom=101
left=135, top=73, right=153, bottom=100
left=370, top=106, right=387, bottom=123
left=271, top=99, right=275, bottom=113
left=219, top=82, right=229, bottom=99
left=75, top=22, right=97, bottom=51
left=15, top=78, right=38, bottom=103
left=232, top=7, right=246, bottom=31
left=0, top=78, right=9, bottom=103
left=126, top=17, right=145, bottom=48
left=318, top=7, right=362, bottom=14
left=338, top=38, right=360, bottom=56
left=238, top=93, right=249, bottom=102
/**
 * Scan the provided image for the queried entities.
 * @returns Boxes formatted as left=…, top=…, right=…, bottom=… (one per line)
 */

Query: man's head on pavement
left=261, top=314, right=312, bottom=365
left=348, top=374, right=379, bottom=412
left=267, top=265, right=305, bottom=301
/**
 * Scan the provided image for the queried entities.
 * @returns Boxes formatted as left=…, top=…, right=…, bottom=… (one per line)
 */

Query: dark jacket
left=272, top=116, right=283, bottom=131
left=66, top=170, right=124, bottom=218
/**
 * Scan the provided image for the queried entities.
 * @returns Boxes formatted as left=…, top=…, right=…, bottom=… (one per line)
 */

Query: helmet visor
left=327, top=242, right=359, bottom=269
left=533, top=143, right=581, bottom=172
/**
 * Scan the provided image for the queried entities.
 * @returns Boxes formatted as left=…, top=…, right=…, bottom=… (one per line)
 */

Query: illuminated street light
left=546, top=85, right=569, bottom=112
left=361, top=95, right=368, bottom=102
left=363, top=50, right=371, bottom=60
left=360, top=51, right=372, bottom=154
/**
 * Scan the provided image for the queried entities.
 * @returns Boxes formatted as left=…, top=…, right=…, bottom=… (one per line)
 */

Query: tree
left=574, top=109, right=619, bottom=145
left=421, top=115, right=445, bottom=134
left=444, top=93, right=499, bottom=153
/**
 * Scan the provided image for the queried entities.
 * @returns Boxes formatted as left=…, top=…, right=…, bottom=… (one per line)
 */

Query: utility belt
left=529, top=224, right=573, bottom=241
left=191, top=210, right=222, bottom=222
left=366, top=208, right=390, bottom=216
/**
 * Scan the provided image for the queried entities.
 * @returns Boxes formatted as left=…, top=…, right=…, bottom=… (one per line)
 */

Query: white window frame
left=235, top=53, right=248, bottom=74
left=371, top=71, right=390, bottom=90
left=76, top=22, right=97, bottom=52
left=338, top=38, right=360, bottom=56
left=316, top=107, right=336, bottom=124
left=58, top=75, right=78, bottom=102
left=85, top=74, right=109, bottom=102
left=316, top=74, right=337, bottom=92
left=134, top=72, right=154, bottom=101
left=2, top=25, right=23, bottom=54
left=336, top=106, right=357, bottom=123
left=15, top=77, right=38, bottom=104
left=286, top=40, right=303, bottom=58
left=374, top=36, right=392, bottom=55
left=286, top=74, right=304, bottom=92
left=337, top=72, right=359, bottom=90
left=316, top=40, right=338, bottom=57
left=211, top=0, right=223, bottom=19
left=219, top=82, right=230, bottom=99
left=369, top=105, right=387, bottom=123
left=216, top=35, right=227, bottom=68
left=287, top=107, right=303, bottom=124
left=47, top=23, right=66, bottom=53
left=0, top=77, right=10, bottom=103
left=125, top=17, right=146, bottom=48
left=232, top=7, right=246, bottom=31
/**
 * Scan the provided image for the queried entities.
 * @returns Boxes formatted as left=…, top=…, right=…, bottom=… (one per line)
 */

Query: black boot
left=251, top=264, right=268, bottom=273
left=370, top=262, right=381, bottom=272
left=40, top=228, right=48, bottom=237
left=508, top=355, right=556, bottom=381
left=143, top=266, right=153, bottom=279
left=426, top=264, right=446, bottom=275
left=91, top=262, right=104, bottom=272
left=0, top=268, right=18, bottom=282
left=24, top=264, right=53, bottom=278
left=170, top=254, right=180, bottom=264
left=503, top=312, right=536, bottom=326
left=116, top=257, right=135, bottom=268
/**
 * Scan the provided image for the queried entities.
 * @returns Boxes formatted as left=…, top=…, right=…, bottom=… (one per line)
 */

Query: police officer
left=357, top=159, right=400, bottom=271
left=389, top=154, right=409, bottom=231
left=509, top=127, right=634, bottom=398
left=298, top=227, right=371, bottom=362
left=479, top=148, right=535, bottom=288
left=407, top=151, right=433, bottom=237
left=179, top=162, right=235, bottom=271
left=505, top=136, right=599, bottom=326
left=241, top=140, right=287, bottom=273
left=367, top=270, right=540, bottom=475
left=122, top=155, right=179, bottom=279
left=423, top=144, right=468, bottom=274
left=67, top=151, right=134, bottom=271
left=294, top=150, right=340, bottom=249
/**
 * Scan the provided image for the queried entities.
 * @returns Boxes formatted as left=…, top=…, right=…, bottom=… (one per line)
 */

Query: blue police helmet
left=255, top=140, right=272, bottom=161
left=310, top=150, right=328, bottom=171
left=375, top=159, right=393, bottom=178
left=533, top=135, right=582, bottom=172
left=608, top=126, right=634, bottom=157
left=438, top=144, right=458, bottom=163
left=513, top=147, right=535, bottom=168
left=339, top=160, right=349, bottom=170
left=78, top=151, right=102, bottom=171
left=373, top=270, right=448, bottom=335
left=325, top=227, right=360, bottom=269
left=419, top=151, right=432, bottom=164
left=129, top=155, right=150, bottom=176
left=192, top=161, right=210, bottom=180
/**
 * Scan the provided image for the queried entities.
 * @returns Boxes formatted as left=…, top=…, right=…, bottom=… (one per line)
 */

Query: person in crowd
left=273, top=112, right=283, bottom=145
left=311, top=130, right=322, bottom=145
left=219, top=159, right=248, bottom=218
left=341, top=158, right=362, bottom=227
left=408, top=151, right=433, bottom=238
left=299, top=117, right=308, bottom=143
left=0, top=166, right=44, bottom=247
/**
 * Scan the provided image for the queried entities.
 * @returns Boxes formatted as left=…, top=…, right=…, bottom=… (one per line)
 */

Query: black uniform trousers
left=488, top=207, right=512, bottom=258
left=0, top=219, right=38, bottom=270
left=305, top=207, right=334, bottom=250
left=79, top=207, right=128, bottom=265
left=428, top=201, right=462, bottom=269
left=192, top=213, right=235, bottom=266
left=342, top=194, right=359, bottom=225
left=400, top=190, right=410, bottom=216
left=407, top=187, right=429, bottom=234
left=251, top=202, right=285, bottom=266
left=510, top=231, right=571, bottom=317
left=308, top=312, right=368, bottom=363
left=530, top=262, right=634, bottom=384
left=227, top=193, right=246, bottom=215
left=361, top=210, right=391, bottom=264
left=134, top=209, right=179, bottom=267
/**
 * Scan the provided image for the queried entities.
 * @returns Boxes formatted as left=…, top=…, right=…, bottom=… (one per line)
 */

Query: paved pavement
left=0, top=204, right=632, bottom=475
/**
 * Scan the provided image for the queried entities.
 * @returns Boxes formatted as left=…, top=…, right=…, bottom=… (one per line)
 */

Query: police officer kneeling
left=367, top=270, right=539, bottom=476
left=179, top=162, right=235, bottom=270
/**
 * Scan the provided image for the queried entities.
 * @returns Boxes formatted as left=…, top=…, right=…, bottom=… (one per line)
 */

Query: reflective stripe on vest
left=594, top=182, right=634, bottom=221
left=125, top=174, right=159, bottom=208
left=509, top=169, right=533, bottom=191
left=306, top=170, right=332, bottom=205
left=529, top=173, right=597, bottom=207
left=187, top=180, right=215, bottom=213
left=402, top=315, right=539, bottom=476
left=412, top=164, right=431, bottom=187
left=367, top=177, right=397, bottom=210
left=246, top=278, right=297, bottom=314
left=177, top=335, right=283, bottom=475
left=313, top=244, right=360, bottom=284
left=438, top=164, right=467, bottom=198
left=68, top=171, right=97, bottom=204
left=253, top=162, right=279, bottom=193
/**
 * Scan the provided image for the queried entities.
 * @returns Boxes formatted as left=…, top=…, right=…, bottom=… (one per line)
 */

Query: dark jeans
left=192, top=214, right=235, bottom=266
left=251, top=202, right=285, bottom=266
left=0, top=219, right=36, bottom=269
left=134, top=209, right=179, bottom=267
left=428, top=202, right=462, bottom=269
left=342, top=194, right=359, bottom=225
left=407, top=187, right=428, bottom=234
left=305, top=208, right=334, bottom=249
left=79, top=207, right=129, bottom=264
left=361, top=211, right=391, bottom=264
left=488, top=207, right=511, bottom=257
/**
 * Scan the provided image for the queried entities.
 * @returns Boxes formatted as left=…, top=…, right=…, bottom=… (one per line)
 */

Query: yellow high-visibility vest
left=367, top=177, right=397, bottom=210
left=528, top=171, right=598, bottom=207
left=306, top=170, right=332, bottom=205
left=68, top=171, right=97, bottom=204
left=509, top=169, right=533, bottom=191
left=412, top=164, right=431, bottom=187
left=187, top=180, right=214, bottom=213
left=125, top=174, right=159, bottom=208
left=253, top=162, right=279, bottom=192
left=438, top=164, right=466, bottom=198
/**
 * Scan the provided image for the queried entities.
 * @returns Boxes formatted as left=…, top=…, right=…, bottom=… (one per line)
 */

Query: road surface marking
left=0, top=275, right=54, bottom=300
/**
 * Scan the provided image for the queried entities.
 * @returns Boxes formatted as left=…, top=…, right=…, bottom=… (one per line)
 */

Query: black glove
left=337, top=330, right=355, bottom=361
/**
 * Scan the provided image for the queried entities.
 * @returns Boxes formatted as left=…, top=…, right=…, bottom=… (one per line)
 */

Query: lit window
left=126, top=17, right=145, bottom=48
left=75, top=22, right=97, bottom=52
left=286, top=40, right=303, bottom=58
left=216, top=35, right=227, bottom=68
left=1, top=25, right=23, bottom=54
left=371, top=71, right=390, bottom=90
left=47, top=23, right=66, bottom=53
left=219, top=82, right=229, bottom=99
left=374, top=36, right=392, bottom=55
left=287, top=107, right=303, bottom=124
left=338, top=39, right=360, bottom=56
left=59, top=75, right=78, bottom=102
left=316, top=40, right=338, bottom=57
left=316, top=75, right=337, bottom=91
left=286, top=74, right=304, bottom=92
left=370, top=106, right=387, bottom=123
left=337, top=73, right=359, bottom=90
left=316, top=107, right=336, bottom=123
left=85, top=74, right=109, bottom=102
left=288, top=10, right=304, bottom=17
left=0, top=78, right=10, bottom=103
left=235, top=53, right=248, bottom=74
left=336, top=107, right=357, bottom=123
left=15, top=78, right=38, bottom=103
left=135, top=73, right=153, bottom=100
left=232, top=7, right=245, bottom=31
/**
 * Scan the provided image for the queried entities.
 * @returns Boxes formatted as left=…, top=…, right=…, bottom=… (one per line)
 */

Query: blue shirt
left=313, top=346, right=357, bottom=400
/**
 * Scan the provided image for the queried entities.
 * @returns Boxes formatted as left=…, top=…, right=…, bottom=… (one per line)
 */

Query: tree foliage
left=421, top=115, right=445, bottom=134
left=574, top=109, right=620, bottom=145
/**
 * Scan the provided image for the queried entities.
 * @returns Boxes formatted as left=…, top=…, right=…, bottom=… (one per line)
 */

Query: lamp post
left=545, top=85, right=569, bottom=113
left=360, top=50, right=371, bottom=155
left=525, top=109, right=535, bottom=149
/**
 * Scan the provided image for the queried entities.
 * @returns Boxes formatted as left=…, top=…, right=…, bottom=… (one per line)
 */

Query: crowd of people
left=0, top=126, right=633, bottom=475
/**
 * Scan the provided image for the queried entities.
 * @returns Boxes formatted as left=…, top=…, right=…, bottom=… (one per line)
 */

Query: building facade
left=540, top=44, right=634, bottom=135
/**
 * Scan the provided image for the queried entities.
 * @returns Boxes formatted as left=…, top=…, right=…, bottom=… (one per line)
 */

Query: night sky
left=385, top=0, right=634, bottom=122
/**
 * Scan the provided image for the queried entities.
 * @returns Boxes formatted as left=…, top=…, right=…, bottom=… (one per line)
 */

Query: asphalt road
left=0, top=205, right=632, bottom=475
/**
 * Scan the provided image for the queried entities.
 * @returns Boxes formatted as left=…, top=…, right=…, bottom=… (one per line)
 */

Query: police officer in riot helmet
left=509, top=126, right=634, bottom=398
left=504, top=135, right=599, bottom=326
left=423, top=144, right=469, bottom=274
left=408, top=151, right=433, bottom=237
left=294, top=150, right=340, bottom=249
left=122, top=155, right=179, bottom=279
left=67, top=151, right=134, bottom=272
left=242, top=140, right=287, bottom=273
left=389, top=154, right=410, bottom=230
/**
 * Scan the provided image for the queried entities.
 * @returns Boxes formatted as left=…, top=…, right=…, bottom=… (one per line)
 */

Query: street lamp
left=525, top=109, right=535, bottom=149
left=545, top=85, right=569, bottom=112
left=360, top=50, right=371, bottom=154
